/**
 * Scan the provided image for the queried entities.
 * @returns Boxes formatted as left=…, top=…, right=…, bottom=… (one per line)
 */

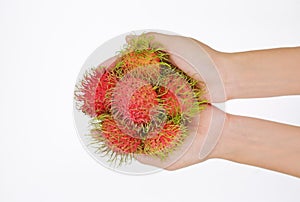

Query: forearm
left=214, top=114, right=300, bottom=177
left=221, top=47, right=300, bottom=99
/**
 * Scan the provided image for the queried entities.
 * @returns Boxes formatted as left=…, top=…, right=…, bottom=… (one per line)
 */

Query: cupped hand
left=135, top=105, right=227, bottom=170
left=126, top=32, right=227, bottom=103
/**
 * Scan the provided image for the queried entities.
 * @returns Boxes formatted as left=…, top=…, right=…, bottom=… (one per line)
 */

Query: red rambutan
left=75, top=67, right=117, bottom=117
left=128, top=84, right=159, bottom=124
left=111, top=73, right=161, bottom=126
left=157, top=86, right=181, bottom=117
left=143, top=122, right=186, bottom=158
left=92, top=115, right=142, bottom=155
left=158, top=69, right=204, bottom=120
left=121, top=50, right=161, bottom=71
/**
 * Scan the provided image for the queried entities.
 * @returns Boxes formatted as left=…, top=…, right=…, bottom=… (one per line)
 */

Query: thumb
left=125, top=34, right=136, bottom=43
left=125, top=32, right=168, bottom=50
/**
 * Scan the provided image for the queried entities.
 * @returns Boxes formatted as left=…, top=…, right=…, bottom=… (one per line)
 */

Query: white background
left=0, top=0, right=300, bottom=201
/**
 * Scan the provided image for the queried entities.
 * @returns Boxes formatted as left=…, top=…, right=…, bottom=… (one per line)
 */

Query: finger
left=126, top=32, right=175, bottom=49
left=98, top=55, right=118, bottom=70
left=134, top=154, right=172, bottom=169
left=125, top=34, right=136, bottom=43
left=135, top=154, right=163, bottom=167
left=135, top=153, right=181, bottom=170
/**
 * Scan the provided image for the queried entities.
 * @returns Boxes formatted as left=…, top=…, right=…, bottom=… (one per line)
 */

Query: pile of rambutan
left=75, top=34, right=207, bottom=165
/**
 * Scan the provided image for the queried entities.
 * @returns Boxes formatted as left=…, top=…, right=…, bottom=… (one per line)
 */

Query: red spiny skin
left=113, top=50, right=163, bottom=124
left=121, top=50, right=161, bottom=72
left=158, top=86, right=180, bottom=117
left=94, top=70, right=117, bottom=115
left=76, top=68, right=117, bottom=117
left=112, top=76, right=160, bottom=126
left=101, top=117, right=142, bottom=154
left=129, top=85, right=159, bottom=124
left=160, top=75, right=195, bottom=116
left=144, top=123, right=181, bottom=153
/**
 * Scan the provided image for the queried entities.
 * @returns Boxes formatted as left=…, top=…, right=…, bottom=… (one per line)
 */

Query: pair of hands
left=124, top=32, right=229, bottom=170
left=102, top=32, right=300, bottom=177
left=133, top=33, right=300, bottom=178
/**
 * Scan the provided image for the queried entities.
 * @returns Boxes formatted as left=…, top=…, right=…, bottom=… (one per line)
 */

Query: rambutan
left=111, top=76, right=153, bottom=124
left=143, top=122, right=186, bottom=159
left=114, top=35, right=169, bottom=78
left=157, top=86, right=180, bottom=117
left=75, top=67, right=117, bottom=117
left=91, top=115, right=142, bottom=156
left=110, top=73, right=166, bottom=139
left=128, top=84, right=159, bottom=124
left=121, top=50, right=161, bottom=72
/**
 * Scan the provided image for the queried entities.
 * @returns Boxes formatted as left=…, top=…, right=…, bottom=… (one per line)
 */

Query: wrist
left=205, top=50, right=237, bottom=101
left=214, top=52, right=238, bottom=101
left=191, top=40, right=235, bottom=102
left=208, top=113, right=246, bottom=160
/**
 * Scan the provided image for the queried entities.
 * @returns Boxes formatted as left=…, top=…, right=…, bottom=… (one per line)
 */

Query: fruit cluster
left=75, top=34, right=207, bottom=165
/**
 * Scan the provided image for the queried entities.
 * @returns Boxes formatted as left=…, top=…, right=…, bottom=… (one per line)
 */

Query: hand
left=135, top=105, right=227, bottom=170
left=126, top=32, right=228, bottom=103
left=131, top=34, right=300, bottom=177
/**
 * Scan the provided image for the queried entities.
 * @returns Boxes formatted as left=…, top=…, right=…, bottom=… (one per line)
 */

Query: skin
left=131, top=32, right=300, bottom=178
